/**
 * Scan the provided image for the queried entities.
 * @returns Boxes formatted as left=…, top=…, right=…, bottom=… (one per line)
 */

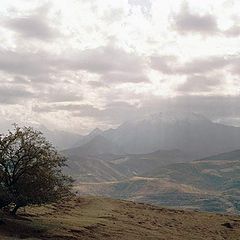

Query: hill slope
left=63, top=145, right=192, bottom=182
left=75, top=152, right=240, bottom=213
left=201, top=149, right=240, bottom=161
left=0, top=197, right=240, bottom=240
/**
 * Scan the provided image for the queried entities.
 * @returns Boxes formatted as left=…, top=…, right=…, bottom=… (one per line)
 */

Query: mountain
left=38, top=125, right=83, bottom=150
left=64, top=135, right=124, bottom=157
left=77, top=112, right=240, bottom=159
left=73, top=127, right=104, bottom=147
left=1, top=196, right=240, bottom=240
left=75, top=149, right=240, bottom=214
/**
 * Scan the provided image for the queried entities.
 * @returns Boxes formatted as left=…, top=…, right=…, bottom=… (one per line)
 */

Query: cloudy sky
left=0, top=0, right=240, bottom=134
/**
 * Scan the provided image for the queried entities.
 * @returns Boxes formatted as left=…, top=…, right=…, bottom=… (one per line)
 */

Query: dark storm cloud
left=177, top=75, right=223, bottom=93
left=172, top=4, right=219, bottom=35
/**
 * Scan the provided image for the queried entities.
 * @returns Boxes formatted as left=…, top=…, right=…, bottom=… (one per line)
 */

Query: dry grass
left=0, top=196, right=239, bottom=239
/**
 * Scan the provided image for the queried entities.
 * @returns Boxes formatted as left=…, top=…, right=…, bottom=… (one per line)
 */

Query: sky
left=0, top=0, right=240, bottom=134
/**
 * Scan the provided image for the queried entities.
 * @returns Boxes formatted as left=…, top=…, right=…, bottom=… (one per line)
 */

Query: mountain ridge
left=73, top=111, right=240, bottom=158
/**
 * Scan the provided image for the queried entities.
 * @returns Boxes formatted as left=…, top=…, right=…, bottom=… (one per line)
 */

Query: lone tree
left=0, top=125, right=73, bottom=215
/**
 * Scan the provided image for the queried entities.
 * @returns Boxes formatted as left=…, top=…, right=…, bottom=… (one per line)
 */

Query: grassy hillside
left=0, top=196, right=240, bottom=240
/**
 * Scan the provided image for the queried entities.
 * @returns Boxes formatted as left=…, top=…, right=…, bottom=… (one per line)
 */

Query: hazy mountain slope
left=63, top=135, right=124, bottom=157
left=63, top=144, right=192, bottom=182
left=73, top=128, right=104, bottom=148
left=89, top=112, right=240, bottom=158
left=1, top=196, right=240, bottom=240
left=59, top=111, right=240, bottom=158
left=39, top=125, right=83, bottom=150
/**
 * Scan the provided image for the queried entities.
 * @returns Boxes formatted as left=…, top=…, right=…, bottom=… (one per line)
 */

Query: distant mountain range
left=43, top=112, right=240, bottom=158
left=62, top=112, right=240, bottom=158
left=47, top=111, right=240, bottom=213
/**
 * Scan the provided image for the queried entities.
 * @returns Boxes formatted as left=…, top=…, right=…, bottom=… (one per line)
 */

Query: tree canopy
left=0, top=125, right=73, bottom=215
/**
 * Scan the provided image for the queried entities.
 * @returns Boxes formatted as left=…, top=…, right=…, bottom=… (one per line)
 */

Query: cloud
left=0, top=85, right=34, bottom=104
left=87, top=81, right=107, bottom=88
left=65, top=45, right=145, bottom=74
left=33, top=103, right=85, bottom=113
left=172, top=3, right=219, bottom=35
left=5, top=15, right=60, bottom=41
left=101, top=72, right=149, bottom=83
left=150, top=56, right=177, bottom=74
left=3, top=3, right=60, bottom=41
left=150, top=55, right=230, bottom=75
left=72, top=102, right=141, bottom=125
left=128, top=0, right=152, bottom=15
left=177, top=75, right=223, bottom=93
left=34, top=96, right=240, bottom=128
left=63, top=45, right=148, bottom=84
left=0, top=0, right=240, bottom=133
left=0, top=49, right=54, bottom=76
left=0, top=44, right=147, bottom=86
left=224, top=25, right=240, bottom=37
left=178, top=57, right=228, bottom=74
left=34, top=101, right=140, bottom=125
left=43, top=90, right=83, bottom=103
left=172, top=3, right=240, bottom=38
left=137, top=95, right=240, bottom=124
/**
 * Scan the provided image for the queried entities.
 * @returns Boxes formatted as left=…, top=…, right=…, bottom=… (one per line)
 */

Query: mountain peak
left=88, top=127, right=103, bottom=137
